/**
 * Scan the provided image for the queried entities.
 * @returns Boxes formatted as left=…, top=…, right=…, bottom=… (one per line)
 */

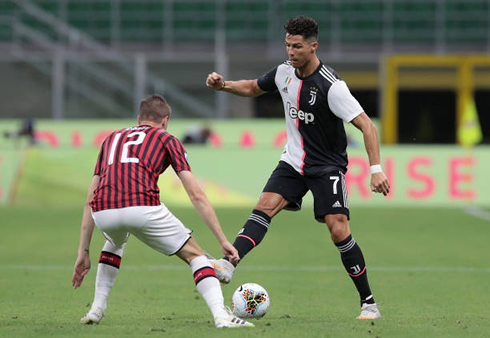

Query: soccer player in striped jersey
left=206, top=16, right=390, bottom=320
left=72, top=94, right=253, bottom=328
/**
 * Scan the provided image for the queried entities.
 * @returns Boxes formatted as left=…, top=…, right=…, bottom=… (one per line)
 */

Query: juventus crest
left=308, top=87, right=318, bottom=105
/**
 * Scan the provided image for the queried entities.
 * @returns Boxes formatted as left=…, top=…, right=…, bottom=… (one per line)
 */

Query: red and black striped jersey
left=90, top=125, right=191, bottom=212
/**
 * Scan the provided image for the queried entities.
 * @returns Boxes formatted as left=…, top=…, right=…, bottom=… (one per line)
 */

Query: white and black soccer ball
left=232, top=283, right=270, bottom=318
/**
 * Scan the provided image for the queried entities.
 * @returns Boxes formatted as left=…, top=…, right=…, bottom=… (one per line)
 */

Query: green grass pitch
left=1, top=149, right=490, bottom=337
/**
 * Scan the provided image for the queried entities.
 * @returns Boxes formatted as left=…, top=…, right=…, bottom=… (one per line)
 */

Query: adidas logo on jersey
left=332, top=201, right=342, bottom=208
left=282, top=86, right=288, bottom=93
left=286, top=102, right=315, bottom=124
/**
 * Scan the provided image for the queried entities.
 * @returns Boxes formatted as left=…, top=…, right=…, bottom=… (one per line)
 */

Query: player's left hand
left=221, top=240, right=240, bottom=264
left=370, top=172, right=390, bottom=196
left=72, top=253, right=91, bottom=289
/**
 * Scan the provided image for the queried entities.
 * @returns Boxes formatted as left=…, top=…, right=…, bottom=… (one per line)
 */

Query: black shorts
left=262, top=161, right=349, bottom=222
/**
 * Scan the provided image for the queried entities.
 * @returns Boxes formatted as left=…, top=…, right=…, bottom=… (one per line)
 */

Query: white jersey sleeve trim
left=327, top=81, right=364, bottom=123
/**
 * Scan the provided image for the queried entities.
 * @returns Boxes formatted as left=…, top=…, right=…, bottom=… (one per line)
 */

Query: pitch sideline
left=463, top=206, right=490, bottom=222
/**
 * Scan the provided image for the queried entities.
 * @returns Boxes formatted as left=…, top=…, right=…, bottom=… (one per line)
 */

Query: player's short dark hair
left=139, top=94, right=171, bottom=123
left=284, top=16, right=318, bottom=42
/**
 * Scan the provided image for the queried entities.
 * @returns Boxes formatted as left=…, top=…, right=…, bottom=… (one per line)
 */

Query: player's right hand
left=72, top=253, right=91, bottom=289
left=221, top=240, right=240, bottom=264
left=206, top=72, right=224, bottom=91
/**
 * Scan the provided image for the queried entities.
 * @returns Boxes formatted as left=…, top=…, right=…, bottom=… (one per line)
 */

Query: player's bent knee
left=325, top=214, right=350, bottom=242
left=330, top=229, right=350, bottom=243
left=255, top=192, right=288, bottom=217
left=175, top=237, right=204, bottom=264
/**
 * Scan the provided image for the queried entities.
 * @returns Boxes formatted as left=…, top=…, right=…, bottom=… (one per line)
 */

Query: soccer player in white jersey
left=206, top=16, right=390, bottom=320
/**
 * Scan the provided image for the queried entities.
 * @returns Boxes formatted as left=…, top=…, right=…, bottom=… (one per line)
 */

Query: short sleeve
left=93, top=140, right=106, bottom=175
left=257, top=66, right=278, bottom=92
left=165, top=137, right=191, bottom=173
left=327, top=81, right=364, bottom=123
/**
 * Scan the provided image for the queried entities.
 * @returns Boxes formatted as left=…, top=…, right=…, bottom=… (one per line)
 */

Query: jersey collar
left=294, top=61, right=323, bottom=80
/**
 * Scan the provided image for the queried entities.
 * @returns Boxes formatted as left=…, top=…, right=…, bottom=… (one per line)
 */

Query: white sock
left=190, top=255, right=228, bottom=319
left=91, top=241, right=124, bottom=312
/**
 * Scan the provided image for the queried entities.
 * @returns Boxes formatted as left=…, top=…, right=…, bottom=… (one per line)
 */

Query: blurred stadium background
left=2, top=2, right=490, bottom=336
left=1, top=0, right=489, bottom=208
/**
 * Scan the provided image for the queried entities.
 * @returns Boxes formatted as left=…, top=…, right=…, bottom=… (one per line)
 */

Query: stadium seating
left=3, top=0, right=488, bottom=49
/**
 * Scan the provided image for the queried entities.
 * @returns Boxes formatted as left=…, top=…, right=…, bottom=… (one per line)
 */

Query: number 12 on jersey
left=108, top=132, right=146, bottom=165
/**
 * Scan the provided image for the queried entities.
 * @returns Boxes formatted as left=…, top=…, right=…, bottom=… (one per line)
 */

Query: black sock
left=225, top=209, right=271, bottom=266
left=335, top=234, right=375, bottom=306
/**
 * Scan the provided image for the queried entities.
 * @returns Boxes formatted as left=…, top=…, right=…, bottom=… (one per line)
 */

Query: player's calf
left=232, top=209, right=271, bottom=263
left=335, top=234, right=376, bottom=307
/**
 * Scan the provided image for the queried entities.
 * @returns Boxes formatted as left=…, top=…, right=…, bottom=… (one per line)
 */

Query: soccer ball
left=231, top=283, right=270, bottom=318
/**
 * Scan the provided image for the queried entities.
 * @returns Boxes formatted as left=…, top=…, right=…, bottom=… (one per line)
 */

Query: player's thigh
left=262, top=161, right=308, bottom=212
left=92, top=209, right=130, bottom=248
left=307, top=170, right=350, bottom=222
left=130, top=204, right=192, bottom=256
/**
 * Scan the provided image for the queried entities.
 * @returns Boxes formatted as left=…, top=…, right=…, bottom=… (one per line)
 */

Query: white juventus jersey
left=257, top=61, right=364, bottom=175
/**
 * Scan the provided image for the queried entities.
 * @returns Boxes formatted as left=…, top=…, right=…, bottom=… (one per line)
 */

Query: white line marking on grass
left=246, top=266, right=490, bottom=273
left=2, top=265, right=490, bottom=273
left=463, top=206, right=490, bottom=221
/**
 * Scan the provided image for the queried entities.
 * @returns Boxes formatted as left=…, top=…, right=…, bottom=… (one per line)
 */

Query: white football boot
left=204, top=252, right=235, bottom=284
left=215, top=307, right=254, bottom=328
left=357, top=303, right=381, bottom=320
left=81, top=307, right=104, bottom=324
left=215, top=316, right=255, bottom=328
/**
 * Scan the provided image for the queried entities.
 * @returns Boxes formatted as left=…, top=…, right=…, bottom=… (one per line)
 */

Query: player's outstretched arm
left=177, top=170, right=239, bottom=263
left=206, top=71, right=266, bottom=97
left=351, top=113, right=390, bottom=196
left=72, top=175, right=100, bottom=289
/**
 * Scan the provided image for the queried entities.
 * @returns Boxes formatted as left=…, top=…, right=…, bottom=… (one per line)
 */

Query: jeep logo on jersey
left=287, top=102, right=315, bottom=124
